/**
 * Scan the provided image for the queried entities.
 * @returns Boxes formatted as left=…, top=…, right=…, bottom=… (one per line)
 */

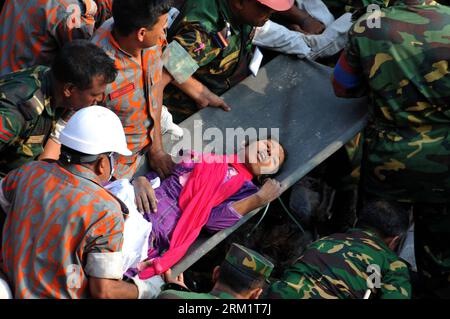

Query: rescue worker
left=162, top=0, right=295, bottom=123
left=332, top=0, right=450, bottom=298
left=0, top=106, right=174, bottom=299
left=0, top=0, right=113, bottom=76
left=268, top=200, right=412, bottom=299
left=0, top=40, right=117, bottom=177
left=90, top=0, right=173, bottom=180
left=158, top=243, right=274, bottom=299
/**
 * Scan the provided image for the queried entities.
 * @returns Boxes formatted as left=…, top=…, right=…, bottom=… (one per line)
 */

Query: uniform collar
left=209, top=289, right=237, bottom=299
left=109, top=22, right=164, bottom=60
left=59, top=162, right=130, bottom=216
left=101, top=19, right=140, bottom=59
left=348, top=228, right=390, bottom=249
left=218, top=0, right=241, bottom=35
left=61, top=163, right=104, bottom=187
left=39, top=67, right=55, bottom=117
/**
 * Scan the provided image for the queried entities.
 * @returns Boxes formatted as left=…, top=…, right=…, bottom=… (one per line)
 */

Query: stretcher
left=162, top=55, right=368, bottom=276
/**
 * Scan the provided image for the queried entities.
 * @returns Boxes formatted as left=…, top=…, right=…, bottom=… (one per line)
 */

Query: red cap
left=256, top=0, right=295, bottom=11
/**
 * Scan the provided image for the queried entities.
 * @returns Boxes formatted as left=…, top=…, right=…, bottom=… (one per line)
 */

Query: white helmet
left=59, top=105, right=132, bottom=156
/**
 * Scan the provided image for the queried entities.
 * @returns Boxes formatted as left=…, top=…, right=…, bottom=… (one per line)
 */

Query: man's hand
left=173, top=76, right=231, bottom=113
left=163, top=269, right=188, bottom=289
left=196, top=88, right=231, bottom=112
left=149, top=148, right=174, bottom=179
left=132, top=176, right=158, bottom=214
left=287, top=24, right=307, bottom=33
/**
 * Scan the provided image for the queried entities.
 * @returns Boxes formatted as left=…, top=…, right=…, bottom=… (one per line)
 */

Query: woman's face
left=245, top=139, right=285, bottom=176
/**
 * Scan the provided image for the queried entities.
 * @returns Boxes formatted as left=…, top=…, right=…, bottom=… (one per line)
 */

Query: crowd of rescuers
left=0, top=0, right=449, bottom=299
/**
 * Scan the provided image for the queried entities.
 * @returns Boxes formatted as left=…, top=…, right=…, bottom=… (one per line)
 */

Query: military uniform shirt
left=332, top=0, right=450, bottom=203
left=0, top=66, right=56, bottom=176
left=0, top=161, right=125, bottom=299
left=322, top=0, right=389, bottom=17
left=92, top=19, right=164, bottom=179
left=164, top=0, right=255, bottom=122
left=0, top=0, right=112, bottom=76
left=93, top=0, right=112, bottom=29
left=268, top=229, right=411, bottom=299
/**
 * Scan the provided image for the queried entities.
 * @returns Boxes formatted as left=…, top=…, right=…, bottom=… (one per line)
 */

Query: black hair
left=217, top=261, right=267, bottom=294
left=113, top=0, right=172, bottom=36
left=356, top=199, right=410, bottom=238
left=51, top=40, right=117, bottom=90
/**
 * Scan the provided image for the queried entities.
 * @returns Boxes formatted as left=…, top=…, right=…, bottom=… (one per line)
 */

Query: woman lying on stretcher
left=108, top=138, right=286, bottom=279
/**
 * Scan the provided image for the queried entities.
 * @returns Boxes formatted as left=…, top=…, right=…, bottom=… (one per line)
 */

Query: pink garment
left=138, top=153, right=253, bottom=279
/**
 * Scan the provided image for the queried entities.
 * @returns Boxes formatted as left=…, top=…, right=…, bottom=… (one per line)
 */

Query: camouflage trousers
left=413, top=203, right=450, bottom=298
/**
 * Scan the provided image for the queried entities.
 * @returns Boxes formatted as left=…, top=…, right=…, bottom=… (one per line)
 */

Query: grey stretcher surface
left=162, top=55, right=368, bottom=276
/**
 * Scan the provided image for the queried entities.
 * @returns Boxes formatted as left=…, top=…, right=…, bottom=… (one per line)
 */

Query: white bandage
left=131, top=275, right=165, bottom=299
left=85, top=252, right=124, bottom=280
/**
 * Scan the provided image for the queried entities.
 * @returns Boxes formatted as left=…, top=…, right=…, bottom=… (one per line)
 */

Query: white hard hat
left=60, top=105, right=132, bottom=156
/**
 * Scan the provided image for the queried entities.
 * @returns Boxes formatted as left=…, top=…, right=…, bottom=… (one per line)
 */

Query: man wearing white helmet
left=0, top=106, right=178, bottom=299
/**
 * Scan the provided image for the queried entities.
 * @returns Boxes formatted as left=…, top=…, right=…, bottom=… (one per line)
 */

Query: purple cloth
left=145, top=161, right=258, bottom=260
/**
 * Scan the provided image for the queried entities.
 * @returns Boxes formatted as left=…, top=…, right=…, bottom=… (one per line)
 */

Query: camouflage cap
left=224, top=243, right=274, bottom=280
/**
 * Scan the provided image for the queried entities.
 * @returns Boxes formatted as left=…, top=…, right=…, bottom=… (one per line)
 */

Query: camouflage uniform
left=164, top=0, right=255, bottom=123
left=93, top=0, right=113, bottom=29
left=0, top=161, right=125, bottom=299
left=91, top=19, right=165, bottom=180
left=0, top=0, right=112, bottom=76
left=333, top=0, right=450, bottom=203
left=332, top=0, right=450, bottom=296
left=268, top=229, right=411, bottom=299
left=158, top=243, right=274, bottom=299
left=322, top=0, right=389, bottom=17
left=0, top=66, right=59, bottom=177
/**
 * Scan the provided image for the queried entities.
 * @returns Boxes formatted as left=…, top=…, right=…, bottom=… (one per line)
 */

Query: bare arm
left=89, top=277, right=138, bottom=299
left=276, top=5, right=312, bottom=24
left=231, top=193, right=266, bottom=216
left=164, top=69, right=230, bottom=112
left=273, top=5, right=325, bottom=35
left=147, top=69, right=175, bottom=179
left=232, top=179, right=282, bottom=216
left=39, top=139, right=61, bottom=160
